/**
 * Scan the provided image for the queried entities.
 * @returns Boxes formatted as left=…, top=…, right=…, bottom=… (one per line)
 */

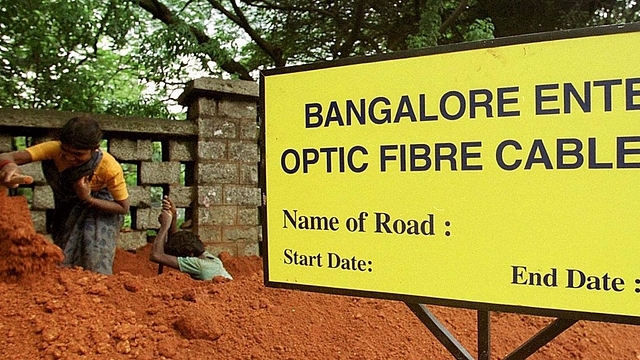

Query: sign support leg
left=406, top=302, right=475, bottom=360
left=406, top=303, right=577, bottom=360
left=478, top=310, right=490, bottom=360
left=502, top=318, right=577, bottom=360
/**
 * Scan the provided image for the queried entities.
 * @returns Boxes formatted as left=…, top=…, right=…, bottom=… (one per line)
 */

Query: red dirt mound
left=0, top=190, right=63, bottom=282
left=1, top=191, right=640, bottom=359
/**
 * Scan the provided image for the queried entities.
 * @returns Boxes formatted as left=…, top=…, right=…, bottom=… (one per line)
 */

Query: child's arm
left=162, top=196, right=178, bottom=236
left=149, top=208, right=180, bottom=270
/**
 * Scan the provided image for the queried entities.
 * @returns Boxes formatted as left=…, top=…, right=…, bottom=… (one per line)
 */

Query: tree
left=471, top=0, right=640, bottom=37
left=1, top=0, right=638, bottom=116
left=132, top=0, right=493, bottom=79
left=131, top=0, right=640, bottom=81
left=0, top=0, right=170, bottom=117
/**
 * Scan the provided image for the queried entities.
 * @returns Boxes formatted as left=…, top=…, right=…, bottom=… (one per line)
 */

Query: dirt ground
left=2, top=192, right=640, bottom=360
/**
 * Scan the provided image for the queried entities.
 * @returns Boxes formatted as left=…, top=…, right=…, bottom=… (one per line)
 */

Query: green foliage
left=151, top=141, right=163, bottom=162
left=0, top=0, right=176, bottom=117
left=122, top=214, right=132, bottom=228
left=589, top=0, right=640, bottom=25
left=121, top=163, right=138, bottom=186
left=150, top=187, right=163, bottom=208
left=1, top=0, right=638, bottom=117
left=406, top=1, right=445, bottom=49
left=13, top=136, right=28, bottom=150
left=14, top=187, right=33, bottom=208
left=464, top=19, right=495, bottom=42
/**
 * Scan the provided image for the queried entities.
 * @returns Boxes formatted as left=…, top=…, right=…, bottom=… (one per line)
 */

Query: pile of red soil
left=0, top=191, right=63, bottom=282
left=1, top=191, right=640, bottom=359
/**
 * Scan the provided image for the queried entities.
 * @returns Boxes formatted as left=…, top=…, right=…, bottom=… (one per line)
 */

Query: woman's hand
left=0, top=151, right=34, bottom=188
left=73, top=176, right=92, bottom=202
left=0, top=162, right=23, bottom=188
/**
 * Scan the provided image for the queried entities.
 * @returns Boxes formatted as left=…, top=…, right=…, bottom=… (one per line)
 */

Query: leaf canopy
left=0, top=0, right=637, bottom=116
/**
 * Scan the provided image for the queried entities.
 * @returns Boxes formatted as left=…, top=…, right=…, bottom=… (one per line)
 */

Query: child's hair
left=59, top=116, right=103, bottom=150
left=165, top=230, right=205, bottom=258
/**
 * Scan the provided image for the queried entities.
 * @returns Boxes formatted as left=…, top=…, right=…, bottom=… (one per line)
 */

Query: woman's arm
left=73, top=176, right=130, bottom=215
left=149, top=208, right=180, bottom=269
left=84, top=196, right=130, bottom=215
left=0, top=150, right=33, bottom=166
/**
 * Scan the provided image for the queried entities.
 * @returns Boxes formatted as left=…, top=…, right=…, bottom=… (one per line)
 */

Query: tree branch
left=440, top=0, right=469, bottom=33
left=335, top=0, right=366, bottom=57
left=243, top=0, right=335, bottom=17
left=207, top=0, right=285, bottom=66
left=134, top=0, right=253, bottom=80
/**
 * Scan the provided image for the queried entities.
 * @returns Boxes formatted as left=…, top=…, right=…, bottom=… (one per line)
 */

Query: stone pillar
left=178, top=78, right=261, bottom=257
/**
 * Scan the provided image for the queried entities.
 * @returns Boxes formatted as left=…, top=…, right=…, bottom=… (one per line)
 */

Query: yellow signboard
left=261, top=25, right=640, bottom=323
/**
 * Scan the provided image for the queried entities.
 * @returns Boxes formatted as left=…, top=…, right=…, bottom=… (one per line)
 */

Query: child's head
left=59, top=116, right=103, bottom=150
left=165, top=230, right=205, bottom=258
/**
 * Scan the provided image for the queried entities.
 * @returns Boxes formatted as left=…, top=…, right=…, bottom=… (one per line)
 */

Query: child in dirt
left=0, top=116, right=129, bottom=275
left=151, top=195, right=232, bottom=281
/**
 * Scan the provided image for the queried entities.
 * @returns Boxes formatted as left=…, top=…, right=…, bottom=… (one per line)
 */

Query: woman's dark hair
left=59, top=116, right=103, bottom=150
left=165, top=230, right=205, bottom=258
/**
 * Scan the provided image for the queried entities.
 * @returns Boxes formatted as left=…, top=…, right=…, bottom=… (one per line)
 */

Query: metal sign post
left=407, top=303, right=578, bottom=359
